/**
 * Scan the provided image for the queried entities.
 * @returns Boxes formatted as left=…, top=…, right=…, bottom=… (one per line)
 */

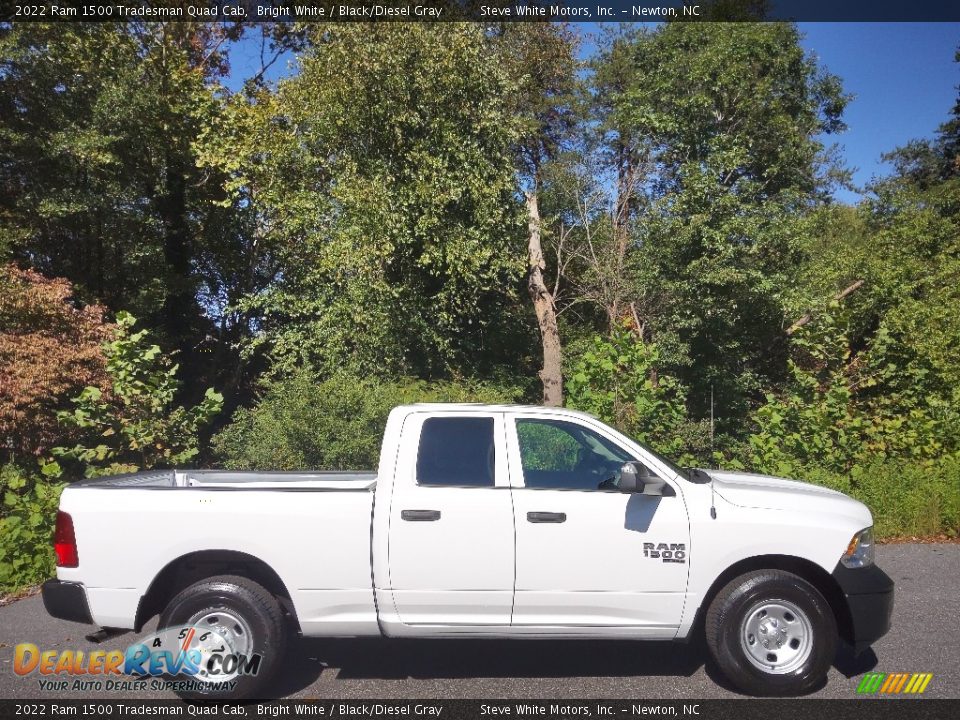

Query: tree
left=52, top=312, right=223, bottom=477
left=787, top=47, right=960, bottom=412
left=0, top=22, right=246, bottom=394
left=595, top=22, right=848, bottom=422
left=493, top=23, right=581, bottom=406
left=234, top=24, right=529, bottom=380
left=566, top=328, right=706, bottom=463
left=733, top=50, right=960, bottom=535
left=588, top=26, right=656, bottom=335
left=0, top=264, right=112, bottom=460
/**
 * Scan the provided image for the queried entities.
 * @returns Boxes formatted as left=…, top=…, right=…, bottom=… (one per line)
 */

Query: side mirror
left=619, top=461, right=668, bottom=496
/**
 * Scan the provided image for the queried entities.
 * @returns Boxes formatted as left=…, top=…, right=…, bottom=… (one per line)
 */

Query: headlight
left=841, top=527, right=875, bottom=568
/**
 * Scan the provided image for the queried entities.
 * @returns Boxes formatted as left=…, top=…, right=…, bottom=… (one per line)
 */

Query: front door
left=387, top=411, right=515, bottom=625
left=507, top=414, right=691, bottom=634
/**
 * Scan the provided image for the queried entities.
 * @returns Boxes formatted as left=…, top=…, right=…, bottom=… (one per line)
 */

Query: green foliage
left=1, top=22, right=959, bottom=551
left=566, top=329, right=709, bottom=464
left=732, top=309, right=960, bottom=538
left=0, top=465, right=63, bottom=593
left=741, top=69, right=960, bottom=539
left=592, top=23, right=849, bottom=422
left=227, top=24, right=530, bottom=380
left=743, top=311, right=960, bottom=477
left=0, top=24, right=229, bottom=331
left=847, top=456, right=960, bottom=539
left=0, top=23, right=267, bottom=407
left=51, top=313, right=222, bottom=477
left=213, top=372, right=522, bottom=471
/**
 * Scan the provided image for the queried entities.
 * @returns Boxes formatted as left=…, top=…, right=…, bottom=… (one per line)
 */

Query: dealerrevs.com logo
left=856, top=672, right=934, bottom=695
left=14, top=625, right=262, bottom=693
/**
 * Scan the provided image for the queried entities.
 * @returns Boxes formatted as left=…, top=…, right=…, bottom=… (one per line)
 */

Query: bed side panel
left=56, top=487, right=377, bottom=635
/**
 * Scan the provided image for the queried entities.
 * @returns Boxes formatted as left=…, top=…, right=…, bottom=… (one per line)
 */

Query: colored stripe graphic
left=857, top=672, right=885, bottom=693
left=857, top=672, right=932, bottom=694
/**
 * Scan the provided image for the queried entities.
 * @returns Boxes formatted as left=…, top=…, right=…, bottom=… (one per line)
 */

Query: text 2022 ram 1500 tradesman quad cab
left=41, top=404, right=893, bottom=698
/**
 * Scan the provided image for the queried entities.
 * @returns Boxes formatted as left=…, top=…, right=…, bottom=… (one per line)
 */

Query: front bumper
left=832, top=563, right=894, bottom=651
left=41, top=579, right=93, bottom=625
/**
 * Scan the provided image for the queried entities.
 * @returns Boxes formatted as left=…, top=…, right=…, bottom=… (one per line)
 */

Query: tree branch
left=786, top=279, right=865, bottom=336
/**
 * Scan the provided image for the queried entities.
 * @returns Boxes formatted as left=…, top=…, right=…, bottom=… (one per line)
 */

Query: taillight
left=54, top=511, right=78, bottom=568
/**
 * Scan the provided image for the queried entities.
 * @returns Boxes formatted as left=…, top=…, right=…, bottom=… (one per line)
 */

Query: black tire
left=705, top=569, right=837, bottom=696
left=157, top=575, right=287, bottom=700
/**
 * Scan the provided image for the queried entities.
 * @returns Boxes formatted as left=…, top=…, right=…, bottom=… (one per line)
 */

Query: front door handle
left=527, top=511, right=567, bottom=523
left=401, top=509, right=441, bottom=521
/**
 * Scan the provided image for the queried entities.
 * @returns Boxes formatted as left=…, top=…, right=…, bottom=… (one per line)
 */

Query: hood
left=704, top=469, right=870, bottom=523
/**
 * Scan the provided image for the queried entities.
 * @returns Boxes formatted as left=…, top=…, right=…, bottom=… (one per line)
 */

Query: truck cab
left=374, top=405, right=693, bottom=634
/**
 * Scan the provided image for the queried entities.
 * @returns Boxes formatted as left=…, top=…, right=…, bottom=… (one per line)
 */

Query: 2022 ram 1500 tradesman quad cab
left=41, top=404, right=893, bottom=698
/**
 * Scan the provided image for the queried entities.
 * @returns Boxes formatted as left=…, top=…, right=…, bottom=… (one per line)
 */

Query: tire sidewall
left=158, top=580, right=283, bottom=699
left=715, top=574, right=836, bottom=696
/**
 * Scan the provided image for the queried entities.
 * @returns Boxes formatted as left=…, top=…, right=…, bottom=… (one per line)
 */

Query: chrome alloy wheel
left=184, top=608, right=254, bottom=683
left=739, top=599, right=814, bottom=675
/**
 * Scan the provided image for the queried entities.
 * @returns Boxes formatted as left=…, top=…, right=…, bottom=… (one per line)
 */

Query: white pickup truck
left=42, top=404, right=893, bottom=698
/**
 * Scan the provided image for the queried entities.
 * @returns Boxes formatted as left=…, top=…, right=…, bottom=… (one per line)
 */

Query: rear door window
left=416, top=416, right=495, bottom=487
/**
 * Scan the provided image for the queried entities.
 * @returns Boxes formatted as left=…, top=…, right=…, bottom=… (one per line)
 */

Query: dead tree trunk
left=526, top=190, right=563, bottom=407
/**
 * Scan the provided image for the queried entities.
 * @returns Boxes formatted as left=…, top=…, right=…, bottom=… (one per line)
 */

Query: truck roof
left=402, top=403, right=599, bottom=421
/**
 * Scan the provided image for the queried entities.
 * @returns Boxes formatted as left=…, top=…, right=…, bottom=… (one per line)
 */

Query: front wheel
left=705, top=570, right=837, bottom=696
left=157, top=575, right=287, bottom=700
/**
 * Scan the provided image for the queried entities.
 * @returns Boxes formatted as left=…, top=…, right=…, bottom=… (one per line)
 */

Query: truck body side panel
left=56, top=487, right=379, bottom=635
left=676, top=484, right=873, bottom=639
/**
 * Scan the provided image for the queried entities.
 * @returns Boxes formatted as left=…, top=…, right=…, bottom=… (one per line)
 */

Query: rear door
left=507, top=413, right=691, bottom=634
left=387, top=410, right=515, bottom=625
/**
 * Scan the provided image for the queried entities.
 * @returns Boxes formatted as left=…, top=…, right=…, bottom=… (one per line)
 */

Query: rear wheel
left=705, top=570, right=836, bottom=696
left=157, top=575, right=287, bottom=700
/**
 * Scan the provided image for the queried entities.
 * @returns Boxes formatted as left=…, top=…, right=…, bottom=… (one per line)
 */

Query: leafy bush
left=0, top=465, right=63, bottom=594
left=731, top=314, right=960, bottom=539
left=0, top=264, right=112, bottom=458
left=848, top=457, right=960, bottom=538
left=742, top=311, right=960, bottom=477
left=566, top=330, right=710, bottom=464
left=775, top=456, right=960, bottom=539
left=51, top=312, right=223, bottom=478
left=1, top=313, right=225, bottom=593
left=213, top=372, right=522, bottom=471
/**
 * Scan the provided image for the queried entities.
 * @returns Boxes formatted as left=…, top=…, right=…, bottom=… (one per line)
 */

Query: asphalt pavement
left=0, top=543, right=957, bottom=700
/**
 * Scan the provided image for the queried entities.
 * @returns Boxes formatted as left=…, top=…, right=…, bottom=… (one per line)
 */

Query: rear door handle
left=401, top=509, right=441, bottom=521
left=527, top=511, right=566, bottom=523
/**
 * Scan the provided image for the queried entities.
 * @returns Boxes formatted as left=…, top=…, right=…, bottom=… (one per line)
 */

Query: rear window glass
left=416, top=417, right=495, bottom=487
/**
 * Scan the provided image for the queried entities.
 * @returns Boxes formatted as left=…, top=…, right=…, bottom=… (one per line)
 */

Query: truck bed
left=58, top=468, right=379, bottom=635
left=72, top=469, right=377, bottom=490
